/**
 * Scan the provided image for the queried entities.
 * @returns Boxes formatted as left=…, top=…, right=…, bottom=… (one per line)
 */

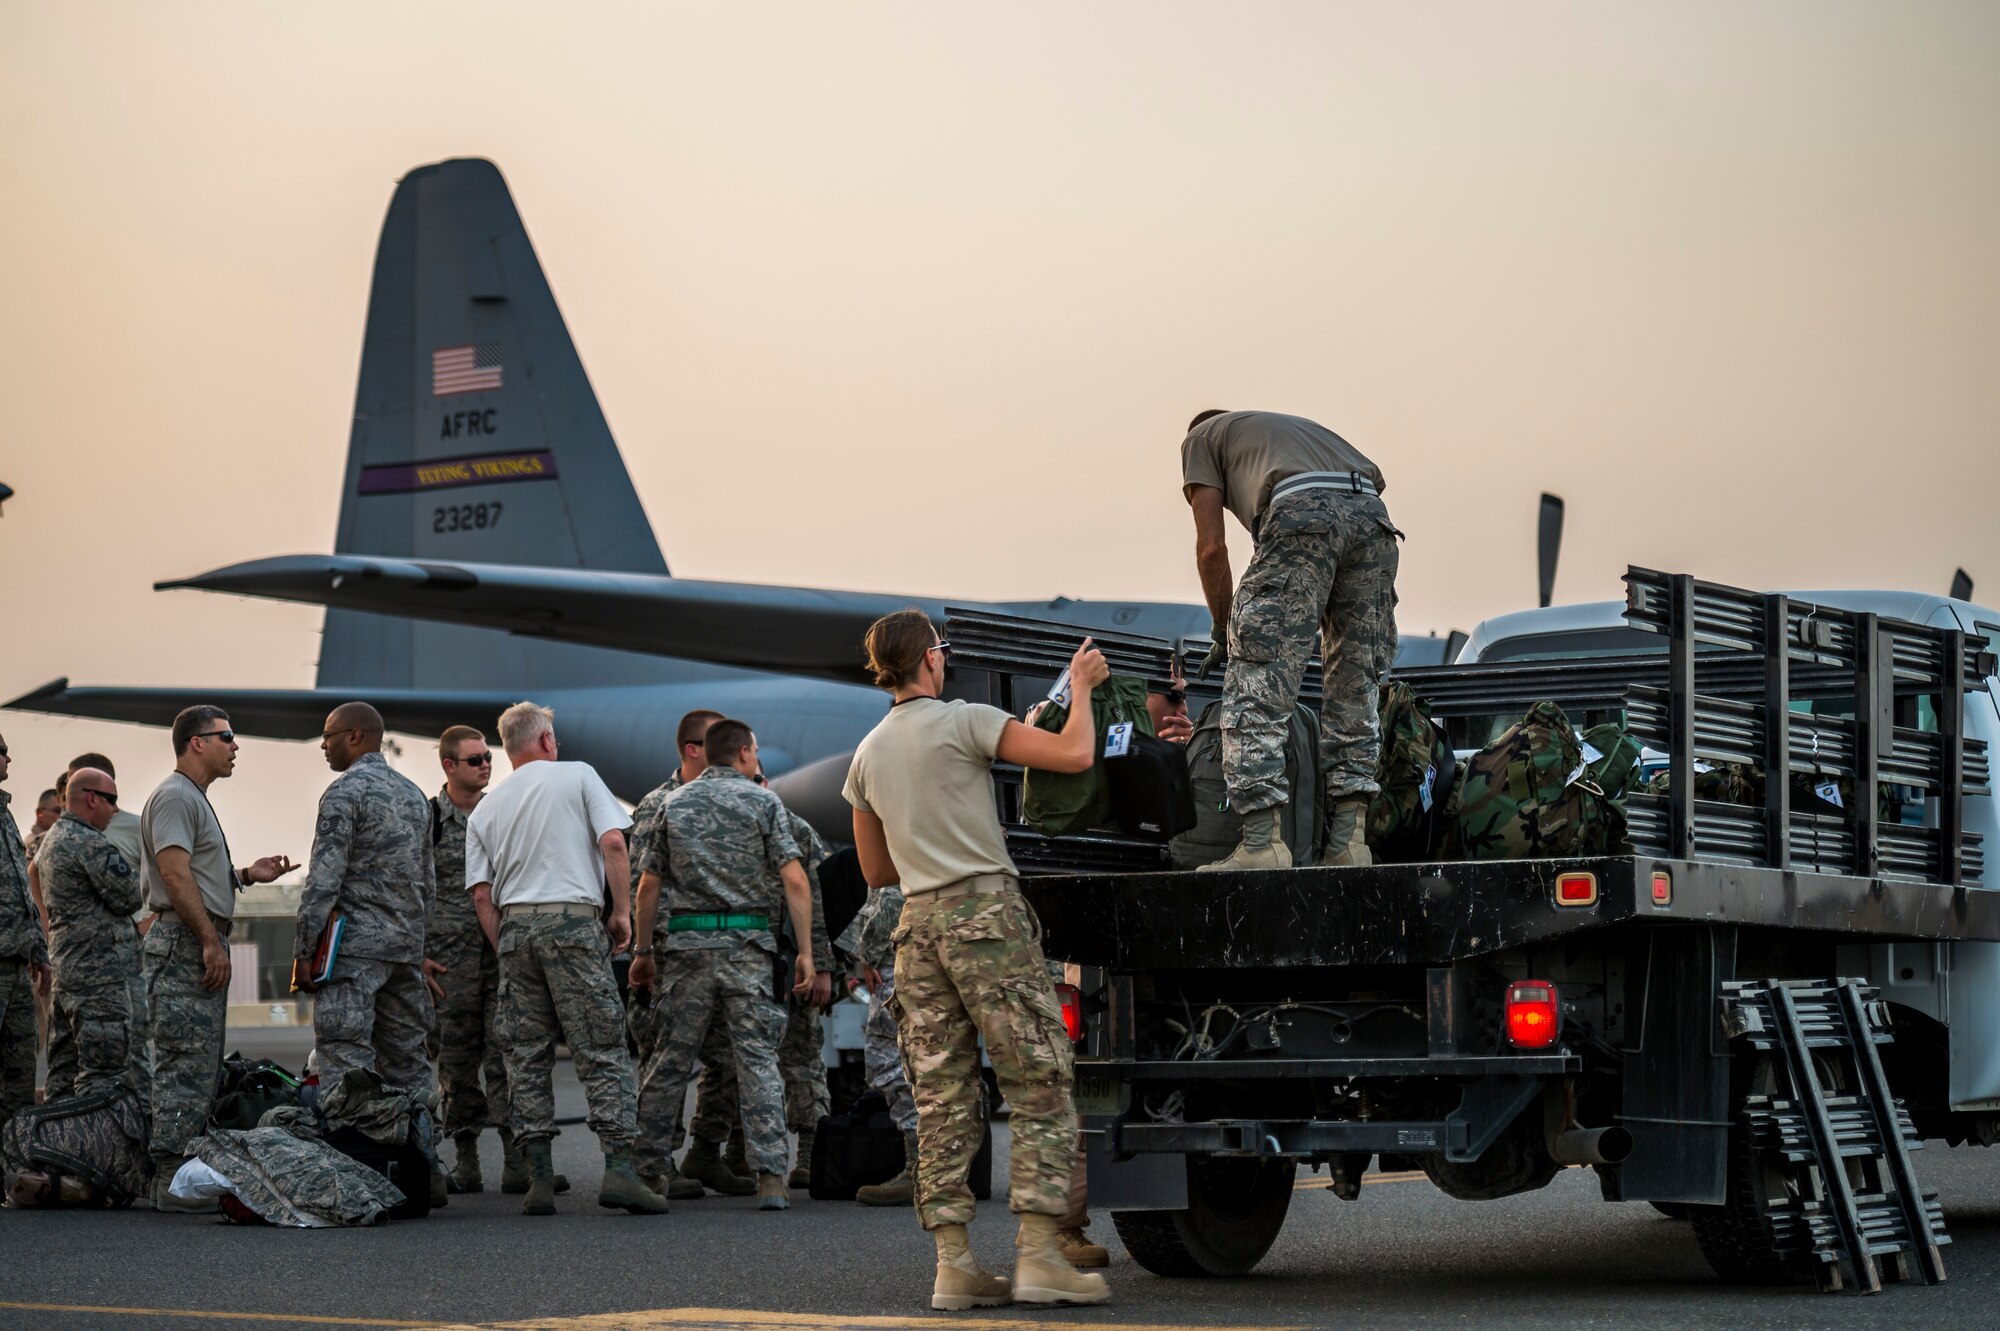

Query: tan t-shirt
left=843, top=697, right=1016, bottom=895
left=1181, top=410, right=1385, bottom=533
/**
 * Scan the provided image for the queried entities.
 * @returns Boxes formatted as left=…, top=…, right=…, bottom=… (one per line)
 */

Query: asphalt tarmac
left=5, top=1028, right=1998, bottom=1331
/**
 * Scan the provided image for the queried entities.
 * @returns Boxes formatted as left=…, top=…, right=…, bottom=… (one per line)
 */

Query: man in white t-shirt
left=465, top=702, right=667, bottom=1217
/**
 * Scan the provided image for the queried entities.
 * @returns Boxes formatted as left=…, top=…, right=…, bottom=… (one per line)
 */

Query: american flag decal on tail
left=432, top=343, right=503, bottom=396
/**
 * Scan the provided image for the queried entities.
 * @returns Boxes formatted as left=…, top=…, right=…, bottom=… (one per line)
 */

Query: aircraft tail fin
left=320, top=158, right=668, bottom=692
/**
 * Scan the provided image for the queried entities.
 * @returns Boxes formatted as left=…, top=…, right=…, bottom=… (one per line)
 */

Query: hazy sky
left=3, top=2, right=1996, bottom=862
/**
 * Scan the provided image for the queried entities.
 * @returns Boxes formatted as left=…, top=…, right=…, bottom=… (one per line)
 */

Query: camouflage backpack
left=1367, top=681, right=1455, bottom=863
left=1641, top=761, right=1764, bottom=807
left=1450, top=701, right=1630, bottom=860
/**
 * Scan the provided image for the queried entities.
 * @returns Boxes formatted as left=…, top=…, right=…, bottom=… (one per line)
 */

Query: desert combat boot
left=856, top=1128, right=917, bottom=1206
left=931, top=1222, right=1012, bottom=1310
left=1014, top=1212, right=1112, bottom=1305
left=445, top=1131, right=484, bottom=1194
left=1323, top=795, right=1372, bottom=867
left=1194, top=806, right=1291, bottom=873
left=600, top=1147, right=671, bottom=1214
left=682, top=1134, right=756, bottom=1196
left=788, top=1124, right=816, bottom=1190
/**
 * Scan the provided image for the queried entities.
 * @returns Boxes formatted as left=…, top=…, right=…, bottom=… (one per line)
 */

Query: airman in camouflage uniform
left=682, top=808, right=835, bottom=1187
left=427, top=722, right=523, bottom=1195
left=0, top=736, right=53, bottom=1128
left=40, top=772, right=145, bottom=1102
left=630, top=721, right=816, bottom=1209
left=1182, top=410, right=1400, bottom=871
left=295, top=706, right=438, bottom=1110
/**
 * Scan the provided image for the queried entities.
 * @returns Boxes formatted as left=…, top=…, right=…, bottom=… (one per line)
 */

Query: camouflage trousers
left=46, top=975, right=147, bottom=1103
left=866, top=958, right=919, bottom=1132
left=1225, top=489, right=1401, bottom=810
left=891, top=885, right=1075, bottom=1229
left=141, top=918, right=228, bottom=1159
left=314, top=953, right=436, bottom=1116
left=429, top=924, right=508, bottom=1136
left=634, top=944, right=787, bottom=1178
left=0, top=961, right=37, bottom=1128
left=684, top=996, right=830, bottom=1148
left=496, top=911, right=638, bottom=1149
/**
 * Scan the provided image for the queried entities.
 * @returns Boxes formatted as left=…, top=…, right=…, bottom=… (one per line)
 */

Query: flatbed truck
left=944, top=568, right=2000, bottom=1294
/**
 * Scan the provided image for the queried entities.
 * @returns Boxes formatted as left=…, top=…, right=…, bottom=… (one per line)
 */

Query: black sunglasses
left=454, top=753, right=493, bottom=766
left=191, top=729, right=236, bottom=744
left=1163, top=688, right=1187, bottom=707
left=83, top=789, right=118, bottom=808
left=0, top=746, right=9, bottom=757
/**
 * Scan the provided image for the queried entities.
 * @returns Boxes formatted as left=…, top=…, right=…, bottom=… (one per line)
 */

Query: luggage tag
left=1419, top=764, right=1437, bottom=812
left=1814, top=779, right=1843, bottom=808
left=1580, top=741, right=1604, bottom=765
left=1104, top=722, right=1133, bottom=759
left=1048, top=666, right=1073, bottom=711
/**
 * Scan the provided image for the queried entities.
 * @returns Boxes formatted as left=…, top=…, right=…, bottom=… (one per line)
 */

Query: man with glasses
left=293, top=702, right=443, bottom=1198
left=430, top=724, right=560, bottom=1198
left=38, top=768, right=144, bottom=1102
left=0, top=730, right=53, bottom=1130
left=140, top=705, right=295, bottom=1211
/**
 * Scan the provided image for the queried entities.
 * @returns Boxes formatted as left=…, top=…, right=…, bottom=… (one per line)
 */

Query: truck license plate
left=1073, top=1071, right=1121, bottom=1116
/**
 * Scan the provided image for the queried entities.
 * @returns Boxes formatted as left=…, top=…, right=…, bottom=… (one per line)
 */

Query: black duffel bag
left=809, top=1090, right=990, bottom=1202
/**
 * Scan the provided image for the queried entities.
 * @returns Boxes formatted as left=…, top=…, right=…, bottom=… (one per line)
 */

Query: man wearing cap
left=1181, top=409, right=1401, bottom=871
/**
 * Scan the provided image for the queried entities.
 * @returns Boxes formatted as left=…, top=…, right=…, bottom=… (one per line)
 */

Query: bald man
left=295, top=704, right=440, bottom=1164
left=39, top=768, right=144, bottom=1101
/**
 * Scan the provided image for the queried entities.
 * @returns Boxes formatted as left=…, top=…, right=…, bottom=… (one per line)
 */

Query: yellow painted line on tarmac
left=1294, top=1169, right=1425, bottom=1191
left=0, top=1304, right=456, bottom=1328
left=0, top=1303, right=1303, bottom=1331
left=483, top=1314, right=1304, bottom=1331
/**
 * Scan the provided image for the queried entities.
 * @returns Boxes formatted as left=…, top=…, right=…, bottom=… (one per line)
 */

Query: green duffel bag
left=1581, top=723, right=1644, bottom=800
left=1021, top=674, right=1154, bottom=837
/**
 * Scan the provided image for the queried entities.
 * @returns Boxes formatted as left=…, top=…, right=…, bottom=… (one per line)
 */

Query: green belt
left=667, top=913, right=769, bottom=932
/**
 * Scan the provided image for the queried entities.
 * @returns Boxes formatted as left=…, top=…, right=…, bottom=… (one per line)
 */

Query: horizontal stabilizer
left=4, top=678, right=521, bottom=743
left=161, top=554, right=945, bottom=683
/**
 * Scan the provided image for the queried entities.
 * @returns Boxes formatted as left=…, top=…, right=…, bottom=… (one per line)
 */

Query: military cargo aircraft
left=5, top=158, right=1445, bottom=831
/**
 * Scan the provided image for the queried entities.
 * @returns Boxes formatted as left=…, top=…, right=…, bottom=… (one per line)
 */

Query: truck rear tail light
left=1651, top=870, right=1672, bottom=906
left=1506, top=980, right=1561, bottom=1048
left=1555, top=871, right=1598, bottom=907
left=1054, top=983, right=1085, bottom=1043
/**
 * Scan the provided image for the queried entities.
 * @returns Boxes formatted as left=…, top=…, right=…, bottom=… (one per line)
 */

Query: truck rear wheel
left=1112, top=1156, right=1296, bottom=1277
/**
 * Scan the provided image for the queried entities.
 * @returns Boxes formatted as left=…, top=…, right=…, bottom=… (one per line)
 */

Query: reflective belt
left=1269, top=469, right=1379, bottom=502
left=668, top=912, right=770, bottom=932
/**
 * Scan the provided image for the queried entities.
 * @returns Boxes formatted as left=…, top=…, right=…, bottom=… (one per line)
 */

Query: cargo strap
left=668, top=912, right=769, bottom=932
left=1269, top=470, right=1379, bottom=502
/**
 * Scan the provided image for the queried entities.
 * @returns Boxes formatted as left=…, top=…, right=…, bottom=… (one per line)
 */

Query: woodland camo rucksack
left=1448, top=701, right=1629, bottom=860
left=1367, top=681, right=1456, bottom=863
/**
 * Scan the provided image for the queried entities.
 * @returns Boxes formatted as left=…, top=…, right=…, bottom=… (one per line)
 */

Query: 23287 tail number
left=433, top=501, right=502, bottom=534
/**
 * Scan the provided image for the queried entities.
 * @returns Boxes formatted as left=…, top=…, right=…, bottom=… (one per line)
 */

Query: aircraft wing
left=3, top=678, right=522, bottom=742
left=158, top=554, right=952, bottom=682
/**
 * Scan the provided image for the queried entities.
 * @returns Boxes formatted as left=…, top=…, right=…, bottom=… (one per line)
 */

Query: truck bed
left=1023, top=856, right=2000, bottom=972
